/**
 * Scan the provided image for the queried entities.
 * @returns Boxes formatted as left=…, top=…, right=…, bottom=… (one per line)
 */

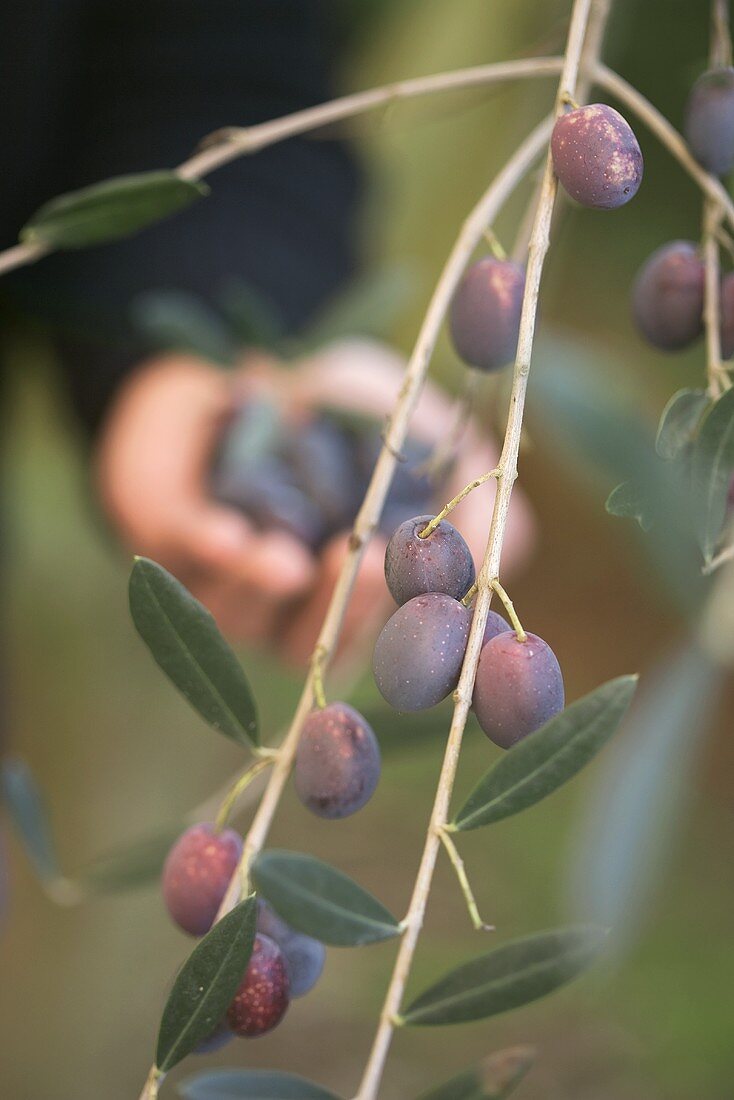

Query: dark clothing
left=0, top=1, right=361, bottom=434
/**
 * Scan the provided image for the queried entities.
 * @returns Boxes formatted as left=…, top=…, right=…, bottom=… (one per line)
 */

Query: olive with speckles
left=161, top=823, right=242, bottom=937
left=551, top=103, right=643, bottom=210
left=373, top=592, right=472, bottom=712
left=384, top=515, right=475, bottom=606
left=294, top=702, right=381, bottom=820
left=227, top=933, right=290, bottom=1037
left=473, top=631, right=564, bottom=749
left=449, top=257, right=525, bottom=371
left=632, top=241, right=705, bottom=352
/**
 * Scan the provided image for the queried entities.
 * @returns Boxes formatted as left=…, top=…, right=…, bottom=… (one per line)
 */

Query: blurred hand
left=96, top=340, right=534, bottom=665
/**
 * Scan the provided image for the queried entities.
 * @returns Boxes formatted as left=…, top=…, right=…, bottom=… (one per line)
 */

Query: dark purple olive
left=632, top=241, right=705, bottom=351
left=162, top=823, right=242, bottom=937
left=226, top=933, right=290, bottom=1037
left=684, top=67, right=734, bottom=177
left=449, top=258, right=525, bottom=371
left=473, top=631, right=564, bottom=749
left=294, top=702, right=381, bottom=819
left=384, top=515, right=475, bottom=605
left=256, top=900, right=326, bottom=998
left=551, top=104, right=643, bottom=209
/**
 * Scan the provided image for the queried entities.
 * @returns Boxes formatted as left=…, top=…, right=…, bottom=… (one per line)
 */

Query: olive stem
left=214, top=756, right=277, bottom=833
left=310, top=644, right=329, bottom=710
left=702, top=541, right=734, bottom=574
left=461, top=581, right=478, bottom=607
left=483, top=226, right=508, bottom=260
left=712, top=0, right=733, bottom=68
left=490, top=578, right=528, bottom=641
left=437, top=825, right=494, bottom=932
left=137, top=1067, right=163, bottom=1100
left=560, top=91, right=581, bottom=109
left=352, top=3, right=604, bottom=1097
left=418, top=468, right=501, bottom=539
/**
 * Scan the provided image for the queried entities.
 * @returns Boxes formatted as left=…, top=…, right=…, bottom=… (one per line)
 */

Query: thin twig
left=437, top=825, right=494, bottom=932
left=418, top=468, right=500, bottom=538
left=0, top=59, right=562, bottom=280
left=491, top=578, right=528, bottom=641
left=702, top=540, right=734, bottom=574
left=352, top=4, right=600, bottom=1098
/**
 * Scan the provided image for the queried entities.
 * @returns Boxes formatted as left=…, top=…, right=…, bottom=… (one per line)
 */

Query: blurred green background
left=2, top=1, right=733, bottom=1098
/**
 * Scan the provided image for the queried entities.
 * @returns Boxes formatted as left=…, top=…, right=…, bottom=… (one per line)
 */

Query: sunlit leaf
left=129, top=558, right=259, bottom=747
left=252, top=850, right=401, bottom=946
left=156, top=896, right=257, bottom=1072
left=178, top=1069, right=342, bottom=1099
left=1, top=757, right=59, bottom=882
left=452, top=676, right=637, bottom=831
left=401, top=927, right=605, bottom=1026
left=655, top=388, right=709, bottom=460
left=78, top=822, right=184, bottom=894
left=692, top=386, right=734, bottom=562
left=418, top=1046, right=535, bottom=1100
left=132, top=290, right=236, bottom=365
left=566, top=644, right=720, bottom=949
left=21, top=172, right=207, bottom=248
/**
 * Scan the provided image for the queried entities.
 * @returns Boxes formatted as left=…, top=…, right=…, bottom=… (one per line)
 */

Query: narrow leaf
left=567, top=644, right=720, bottom=950
left=178, top=1069, right=342, bottom=1099
left=605, top=480, right=656, bottom=531
left=252, top=850, right=400, bottom=946
left=156, top=895, right=257, bottom=1072
left=418, top=1047, right=535, bottom=1100
left=401, top=926, right=605, bottom=1026
left=1, top=758, right=59, bottom=881
left=453, top=676, right=637, bottom=831
left=78, top=822, right=184, bottom=894
left=655, top=388, right=709, bottom=460
left=21, top=172, right=207, bottom=248
left=129, top=558, right=259, bottom=747
left=692, top=386, right=734, bottom=562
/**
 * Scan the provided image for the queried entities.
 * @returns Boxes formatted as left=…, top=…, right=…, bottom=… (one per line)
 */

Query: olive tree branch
left=351, top=2, right=600, bottom=1097
left=135, top=108, right=554, bottom=1100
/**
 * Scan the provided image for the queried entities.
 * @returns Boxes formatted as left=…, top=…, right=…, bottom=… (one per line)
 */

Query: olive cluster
left=373, top=516, right=564, bottom=749
left=161, top=824, right=326, bottom=1044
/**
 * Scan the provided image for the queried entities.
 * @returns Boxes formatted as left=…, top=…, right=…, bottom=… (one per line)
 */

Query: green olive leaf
left=692, top=386, right=734, bottom=563
left=417, top=1047, right=536, bottom=1100
left=21, top=172, right=207, bottom=248
left=156, top=895, right=256, bottom=1072
left=129, top=558, right=259, bottom=748
left=252, top=850, right=401, bottom=946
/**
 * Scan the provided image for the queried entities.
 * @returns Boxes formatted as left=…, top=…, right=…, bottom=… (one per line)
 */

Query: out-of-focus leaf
left=251, top=850, right=400, bottom=946
left=452, top=677, right=637, bottom=831
left=129, top=558, right=259, bottom=748
left=401, top=927, right=605, bottom=1026
left=605, top=480, right=656, bottom=531
left=219, top=281, right=286, bottom=350
left=178, top=1070, right=342, bottom=1099
left=299, top=266, right=415, bottom=351
left=132, top=290, right=236, bottom=365
left=417, top=1047, right=535, bottom=1100
left=156, top=896, right=257, bottom=1072
left=655, top=388, right=709, bottom=460
left=77, top=823, right=183, bottom=894
left=1, top=758, right=59, bottom=882
left=20, top=172, right=207, bottom=248
left=533, top=335, right=703, bottom=613
left=692, top=386, right=734, bottom=563
left=566, top=643, right=721, bottom=949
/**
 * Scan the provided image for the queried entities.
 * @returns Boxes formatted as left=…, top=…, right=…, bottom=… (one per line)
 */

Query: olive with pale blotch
left=449, top=258, right=525, bottom=372
left=632, top=241, right=705, bottom=351
left=161, top=823, right=242, bottom=937
left=373, top=592, right=471, bottom=712
left=684, top=67, right=734, bottom=177
left=294, top=702, right=380, bottom=820
left=384, top=515, right=475, bottom=606
left=551, top=104, right=643, bottom=210
left=227, top=933, right=290, bottom=1037
left=473, top=631, right=564, bottom=749
left=256, top=899, right=326, bottom=997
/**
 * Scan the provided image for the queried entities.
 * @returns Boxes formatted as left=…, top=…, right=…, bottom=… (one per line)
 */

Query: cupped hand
left=96, top=341, right=534, bottom=665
